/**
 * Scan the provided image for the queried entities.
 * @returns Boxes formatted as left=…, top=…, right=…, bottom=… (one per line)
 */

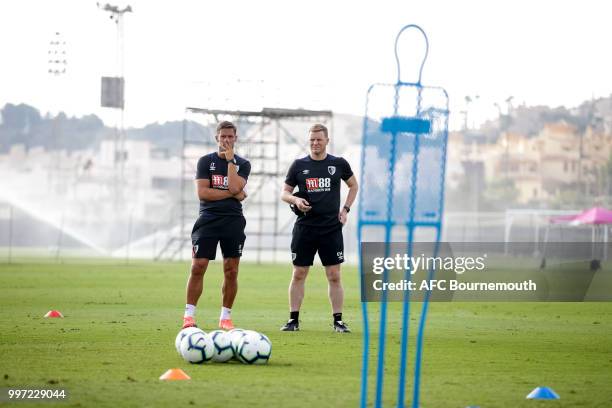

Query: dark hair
left=309, top=123, right=328, bottom=138
left=216, top=121, right=237, bottom=135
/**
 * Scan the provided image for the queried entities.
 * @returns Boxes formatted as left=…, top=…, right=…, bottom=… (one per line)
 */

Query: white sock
left=184, top=304, right=196, bottom=318
left=220, top=306, right=231, bottom=320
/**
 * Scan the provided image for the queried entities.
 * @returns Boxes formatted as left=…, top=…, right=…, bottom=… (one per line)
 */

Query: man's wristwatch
left=227, top=157, right=237, bottom=165
left=343, top=205, right=351, bottom=213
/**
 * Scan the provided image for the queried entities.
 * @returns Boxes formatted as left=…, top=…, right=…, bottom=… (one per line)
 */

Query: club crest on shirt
left=328, top=166, right=336, bottom=175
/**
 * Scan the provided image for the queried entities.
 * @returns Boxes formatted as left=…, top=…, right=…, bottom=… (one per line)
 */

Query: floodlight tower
left=97, top=2, right=132, bottom=191
left=48, top=31, right=67, bottom=77
left=47, top=32, right=68, bottom=192
left=505, top=95, right=514, bottom=115
left=462, top=94, right=480, bottom=130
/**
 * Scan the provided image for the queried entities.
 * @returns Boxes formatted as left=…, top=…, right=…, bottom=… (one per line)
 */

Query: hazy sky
left=1, top=0, right=611, bottom=130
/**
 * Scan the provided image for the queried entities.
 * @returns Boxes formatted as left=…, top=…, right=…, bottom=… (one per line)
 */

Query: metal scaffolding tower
left=155, top=107, right=332, bottom=262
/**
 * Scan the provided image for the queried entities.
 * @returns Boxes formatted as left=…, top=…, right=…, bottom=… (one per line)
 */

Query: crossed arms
left=196, top=173, right=247, bottom=202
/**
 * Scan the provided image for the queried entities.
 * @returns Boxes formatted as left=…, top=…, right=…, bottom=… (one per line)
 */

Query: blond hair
left=309, top=123, right=328, bottom=138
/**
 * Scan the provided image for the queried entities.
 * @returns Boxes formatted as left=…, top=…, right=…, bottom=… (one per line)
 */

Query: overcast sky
left=1, top=0, right=611, bottom=130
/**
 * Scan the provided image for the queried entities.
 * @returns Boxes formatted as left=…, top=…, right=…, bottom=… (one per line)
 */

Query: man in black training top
left=182, top=121, right=251, bottom=331
left=280, top=123, right=358, bottom=333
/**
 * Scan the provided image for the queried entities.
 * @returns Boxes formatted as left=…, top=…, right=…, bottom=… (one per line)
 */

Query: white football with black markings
left=236, top=331, right=272, bottom=365
left=175, top=327, right=205, bottom=355
left=179, top=331, right=214, bottom=364
left=208, top=330, right=233, bottom=363
left=228, top=328, right=257, bottom=356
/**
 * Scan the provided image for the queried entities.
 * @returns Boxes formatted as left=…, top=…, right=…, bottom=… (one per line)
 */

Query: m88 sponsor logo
left=212, top=175, right=228, bottom=189
left=306, top=177, right=331, bottom=192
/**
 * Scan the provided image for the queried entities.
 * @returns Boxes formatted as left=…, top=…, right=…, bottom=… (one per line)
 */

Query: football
left=175, top=327, right=205, bottom=355
left=235, top=331, right=272, bottom=365
left=208, top=330, right=233, bottom=363
left=227, top=328, right=248, bottom=355
left=179, top=331, right=215, bottom=364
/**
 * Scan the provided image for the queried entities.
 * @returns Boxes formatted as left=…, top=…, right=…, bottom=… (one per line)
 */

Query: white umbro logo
left=292, top=252, right=297, bottom=261
left=210, top=162, right=216, bottom=171
left=302, top=169, right=310, bottom=175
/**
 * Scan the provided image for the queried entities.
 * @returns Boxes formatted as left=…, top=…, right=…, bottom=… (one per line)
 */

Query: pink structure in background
left=547, top=207, right=612, bottom=260
left=550, top=207, right=612, bottom=226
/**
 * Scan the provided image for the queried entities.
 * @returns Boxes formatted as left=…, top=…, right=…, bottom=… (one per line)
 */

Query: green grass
left=0, top=259, right=611, bottom=407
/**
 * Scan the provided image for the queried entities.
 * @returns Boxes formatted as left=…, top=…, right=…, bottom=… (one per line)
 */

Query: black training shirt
left=195, top=152, right=251, bottom=217
left=285, top=154, right=353, bottom=228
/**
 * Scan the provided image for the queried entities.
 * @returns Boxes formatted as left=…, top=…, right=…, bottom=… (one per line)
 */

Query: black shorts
left=290, top=224, right=344, bottom=266
left=191, top=215, right=246, bottom=260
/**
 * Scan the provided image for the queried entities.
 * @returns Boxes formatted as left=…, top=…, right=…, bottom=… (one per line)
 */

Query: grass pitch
left=0, top=258, right=611, bottom=407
